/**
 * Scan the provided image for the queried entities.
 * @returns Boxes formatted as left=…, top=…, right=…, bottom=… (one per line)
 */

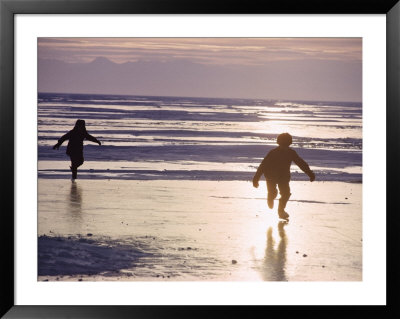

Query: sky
left=38, top=38, right=362, bottom=102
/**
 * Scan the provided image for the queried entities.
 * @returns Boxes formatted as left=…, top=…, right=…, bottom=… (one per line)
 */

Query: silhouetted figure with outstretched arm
left=253, top=133, right=315, bottom=220
left=53, top=119, right=101, bottom=180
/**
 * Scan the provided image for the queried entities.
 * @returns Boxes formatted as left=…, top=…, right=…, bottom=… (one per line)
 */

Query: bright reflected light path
left=38, top=179, right=362, bottom=281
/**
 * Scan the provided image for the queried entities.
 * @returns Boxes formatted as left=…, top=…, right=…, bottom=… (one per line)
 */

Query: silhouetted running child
left=53, top=119, right=101, bottom=180
left=253, top=133, right=315, bottom=220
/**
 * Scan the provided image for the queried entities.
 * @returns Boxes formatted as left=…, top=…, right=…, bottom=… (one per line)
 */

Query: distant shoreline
left=38, top=92, right=363, bottom=105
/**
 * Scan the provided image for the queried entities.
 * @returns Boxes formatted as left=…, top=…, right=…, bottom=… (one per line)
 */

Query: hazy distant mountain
left=38, top=56, right=362, bottom=102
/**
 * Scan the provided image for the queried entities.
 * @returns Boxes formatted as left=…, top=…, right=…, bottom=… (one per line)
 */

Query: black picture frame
left=1, top=0, right=399, bottom=318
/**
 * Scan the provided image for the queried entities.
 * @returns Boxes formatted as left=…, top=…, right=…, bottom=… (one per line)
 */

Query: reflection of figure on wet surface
left=53, top=119, right=101, bottom=180
left=261, top=221, right=288, bottom=281
left=69, top=181, right=83, bottom=217
left=253, top=133, right=315, bottom=220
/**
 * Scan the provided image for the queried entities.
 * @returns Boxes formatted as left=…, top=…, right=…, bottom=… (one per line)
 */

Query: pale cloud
left=38, top=38, right=362, bottom=101
left=38, top=37, right=362, bottom=65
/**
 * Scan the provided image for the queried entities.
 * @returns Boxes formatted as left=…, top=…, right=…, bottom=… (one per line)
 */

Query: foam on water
left=38, top=93, right=362, bottom=182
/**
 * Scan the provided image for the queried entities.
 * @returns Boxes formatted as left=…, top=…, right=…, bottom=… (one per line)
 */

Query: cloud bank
left=38, top=38, right=362, bottom=101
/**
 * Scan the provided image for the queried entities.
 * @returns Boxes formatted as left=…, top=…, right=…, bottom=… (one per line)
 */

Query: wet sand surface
left=38, top=179, right=362, bottom=281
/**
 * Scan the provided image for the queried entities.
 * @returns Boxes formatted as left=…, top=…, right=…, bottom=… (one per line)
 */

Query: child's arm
left=293, top=151, right=315, bottom=182
left=253, top=158, right=267, bottom=188
left=53, top=132, right=71, bottom=150
left=85, top=132, right=101, bottom=145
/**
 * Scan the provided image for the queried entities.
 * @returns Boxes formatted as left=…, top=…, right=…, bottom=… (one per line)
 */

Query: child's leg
left=266, top=181, right=278, bottom=209
left=277, top=182, right=291, bottom=212
left=70, top=155, right=84, bottom=179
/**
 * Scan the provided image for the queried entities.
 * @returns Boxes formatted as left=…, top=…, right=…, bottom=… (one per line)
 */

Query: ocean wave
left=38, top=93, right=362, bottom=183
left=37, top=168, right=362, bottom=183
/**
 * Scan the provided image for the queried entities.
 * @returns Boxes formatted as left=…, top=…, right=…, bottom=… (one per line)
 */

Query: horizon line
left=37, top=91, right=362, bottom=104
